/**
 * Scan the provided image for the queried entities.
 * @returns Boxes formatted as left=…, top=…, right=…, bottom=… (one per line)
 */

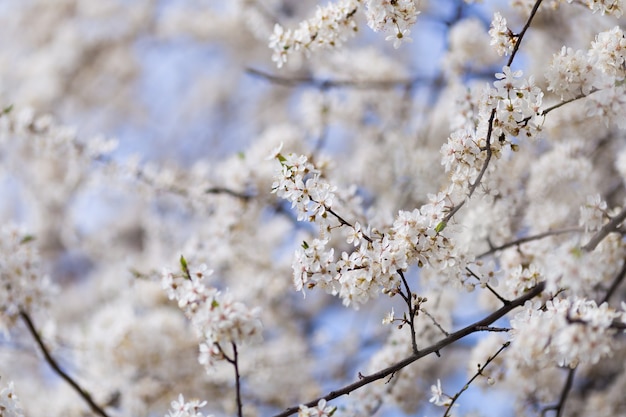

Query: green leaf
left=180, top=255, right=191, bottom=279
left=211, top=299, right=220, bottom=308
left=301, top=240, right=309, bottom=250
left=19, top=235, right=35, bottom=244
left=2, top=105, right=13, bottom=115
left=435, top=221, right=447, bottom=233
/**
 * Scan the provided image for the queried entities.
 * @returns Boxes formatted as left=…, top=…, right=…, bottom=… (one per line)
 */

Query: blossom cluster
left=364, top=0, right=420, bottom=48
left=546, top=26, right=626, bottom=127
left=0, top=224, right=52, bottom=329
left=488, top=12, right=516, bottom=56
left=269, top=0, right=361, bottom=68
left=162, top=261, right=263, bottom=368
left=440, top=66, right=544, bottom=200
left=510, top=297, right=624, bottom=369
left=274, top=151, right=465, bottom=307
left=271, top=151, right=338, bottom=232
left=269, top=0, right=422, bottom=67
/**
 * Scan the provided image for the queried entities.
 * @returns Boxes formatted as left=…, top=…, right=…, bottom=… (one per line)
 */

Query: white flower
left=385, top=27, right=413, bottom=49
left=0, top=381, right=24, bottom=417
left=382, top=308, right=395, bottom=325
left=429, top=379, right=451, bottom=406
left=166, top=393, right=210, bottom=417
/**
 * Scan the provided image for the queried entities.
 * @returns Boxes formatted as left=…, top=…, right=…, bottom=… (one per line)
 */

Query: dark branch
left=20, top=310, right=110, bottom=417
left=582, top=206, right=626, bottom=252
left=273, top=282, right=545, bottom=417
left=477, top=227, right=582, bottom=258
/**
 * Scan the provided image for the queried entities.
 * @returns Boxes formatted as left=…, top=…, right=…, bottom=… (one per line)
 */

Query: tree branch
left=20, top=310, right=110, bottom=417
left=273, top=282, right=545, bottom=417
left=477, top=227, right=582, bottom=258
left=582, top=206, right=626, bottom=252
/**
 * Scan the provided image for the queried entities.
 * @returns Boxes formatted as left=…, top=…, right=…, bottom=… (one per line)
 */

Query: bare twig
left=205, top=186, right=254, bottom=200
left=443, top=341, right=511, bottom=417
left=232, top=343, right=244, bottom=417
left=273, top=282, right=545, bottom=417
left=477, top=227, right=582, bottom=259
left=20, top=310, right=110, bottom=417
left=601, top=257, right=626, bottom=304
left=398, top=270, right=419, bottom=354
left=246, top=67, right=426, bottom=90
left=507, top=0, right=544, bottom=67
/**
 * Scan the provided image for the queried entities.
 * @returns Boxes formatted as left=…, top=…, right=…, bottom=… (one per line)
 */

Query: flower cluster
left=271, top=151, right=338, bottom=233
left=162, top=261, right=263, bottom=368
left=579, top=194, right=608, bottom=232
left=364, top=0, right=420, bottom=48
left=165, top=394, right=211, bottom=417
left=0, top=381, right=24, bottom=417
left=510, top=297, right=624, bottom=369
left=269, top=0, right=361, bottom=68
left=0, top=224, right=52, bottom=329
left=492, top=66, right=544, bottom=139
left=277, top=151, right=462, bottom=308
left=488, top=12, right=516, bottom=56
left=581, top=0, right=623, bottom=17
left=546, top=26, right=626, bottom=127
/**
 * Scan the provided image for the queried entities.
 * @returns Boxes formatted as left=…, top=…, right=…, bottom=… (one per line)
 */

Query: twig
left=477, top=227, right=582, bottom=258
left=507, top=0, right=544, bottom=67
left=246, top=67, right=426, bottom=90
left=582, top=206, right=626, bottom=252
left=232, top=343, right=244, bottom=417
left=20, top=310, right=110, bottom=417
left=420, top=307, right=450, bottom=337
left=205, top=186, right=254, bottom=200
left=601, top=257, right=626, bottom=304
left=272, top=282, right=545, bottom=417
left=398, top=270, right=419, bottom=354
left=443, top=341, right=511, bottom=417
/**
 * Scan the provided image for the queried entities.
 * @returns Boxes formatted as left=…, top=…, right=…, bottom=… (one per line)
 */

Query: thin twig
left=20, top=310, right=110, bottom=417
left=443, top=341, right=511, bottom=417
left=399, top=270, right=419, bottom=354
left=273, top=282, right=545, bottom=417
left=232, top=343, right=244, bottom=417
left=205, top=187, right=254, bottom=200
left=507, top=0, right=544, bottom=67
left=420, top=307, right=450, bottom=337
left=477, top=227, right=582, bottom=258
left=246, top=67, right=426, bottom=90
left=601, top=257, right=626, bottom=304
left=555, top=368, right=577, bottom=417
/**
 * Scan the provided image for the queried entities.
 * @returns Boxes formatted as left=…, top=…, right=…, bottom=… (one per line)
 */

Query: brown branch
left=601, top=257, right=626, bottom=304
left=507, top=0, right=544, bottom=67
left=477, top=227, right=582, bottom=259
left=246, top=67, right=426, bottom=90
left=205, top=186, right=254, bottom=200
left=20, top=310, right=110, bottom=417
left=272, top=282, right=545, bottom=417
left=582, top=206, right=626, bottom=252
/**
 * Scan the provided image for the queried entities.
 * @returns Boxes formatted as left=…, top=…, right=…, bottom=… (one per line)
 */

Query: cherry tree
left=0, top=1, right=625, bottom=417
